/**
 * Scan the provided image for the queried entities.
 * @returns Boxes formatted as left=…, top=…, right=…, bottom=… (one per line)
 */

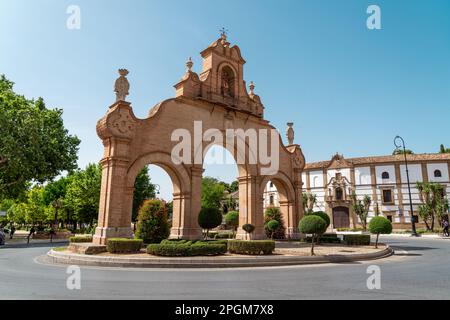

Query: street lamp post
left=394, top=136, right=418, bottom=237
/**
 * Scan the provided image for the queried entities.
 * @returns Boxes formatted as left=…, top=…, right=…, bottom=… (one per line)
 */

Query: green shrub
left=69, top=235, right=93, bottom=243
left=264, top=207, right=286, bottom=239
left=147, top=241, right=227, bottom=257
left=107, top=238, right=143, bottom=254
left=306, top=211, right=330, bottom=228
left=190, top=242, right=227, bottom=256
left=343, top=234, right=371, bottom=246
left=242, top=224, right=255, bottom=235
left=298, top=215, right=328, bottom=256
left=214, top=232, right=234, bottom=239
left=305, top=235, right=341, bottom=244
left=135, top=199, right=170, bottom=244
left=198, top=207, right=223, bottom=239
left=228, top=240, right=275, bottom=255
left=224, top=211, right=239, bottom=237
left=369, top=216, right=393, bottom=248
left=266, top=220, right=280, bottom=239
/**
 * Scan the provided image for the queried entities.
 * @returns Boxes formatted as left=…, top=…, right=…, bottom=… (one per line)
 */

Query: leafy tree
left=368, top=216, right=392, bottom=248
left=351, top=192, right=371, bottom=231
left=224, top=211, right=239, bottom=237
left=0, top=75, right=80, bottom=199
left=201, top=177, right=226, bottom=209
left=299, top=215, right=327, bottom=256
left=417, top=182, right=448, bottom=231
left=264, top=207, right=286, bottom=239
left=228, top=180, right=239, bottom=193
left=198, top=207, right=222, bottom=239
left=439, top=144, right=450, bottom=154
left=393, top=149, right=414, bottom=155
left=302, top=193, right=317, bottom=214
left=132, top=167, right=156, bottom=222
left=135, top=199, right=170, bottom=244
left=65, top=164, right=101, bottom=227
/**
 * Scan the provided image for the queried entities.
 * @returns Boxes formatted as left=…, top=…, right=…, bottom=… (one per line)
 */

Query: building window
left=434, top=170, right=442, bottom=178
left=270, top=182, right=274, bottom=188
left=382, top=189, right=394, bottom=204
left=387, top=215, right=393, bottom=222
left=269, top=195, right=274, bottom=206
left=381, top=172, right=390, bottom=180
left=335, top=187, right=343, bottom=200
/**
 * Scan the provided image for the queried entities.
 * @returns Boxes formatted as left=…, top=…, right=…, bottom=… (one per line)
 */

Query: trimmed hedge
left=228, top=240, right=275, bottom=255
left=147, top=240, right=227, bottom=257
left=214, top=232, right=234, bottom=239
left=107, top=238, right=143, bottom=253
left=343, top=234, right=371, bottom=246
left=69, top=235, right=93, bottom=243
left=305, top=235, right=341, bottom=244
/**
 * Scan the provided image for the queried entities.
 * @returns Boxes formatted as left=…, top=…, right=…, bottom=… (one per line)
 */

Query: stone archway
left=93, top=34, right=306, bottom=245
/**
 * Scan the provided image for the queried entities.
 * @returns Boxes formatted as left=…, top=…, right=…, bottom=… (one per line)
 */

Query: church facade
left=265, top=153, right=450, bottom=229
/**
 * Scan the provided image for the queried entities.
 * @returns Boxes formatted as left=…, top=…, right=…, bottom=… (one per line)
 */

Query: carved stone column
left=236, top=175, right=265, bottom=240
left=93, top=101, right=137, bottom=245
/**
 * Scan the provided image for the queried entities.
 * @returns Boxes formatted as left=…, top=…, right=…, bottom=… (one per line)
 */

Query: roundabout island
left=45, top=239, right=393, bottom=269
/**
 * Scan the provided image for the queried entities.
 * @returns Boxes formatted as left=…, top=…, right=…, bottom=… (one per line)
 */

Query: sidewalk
left=1, top=237, right=69, bottom=249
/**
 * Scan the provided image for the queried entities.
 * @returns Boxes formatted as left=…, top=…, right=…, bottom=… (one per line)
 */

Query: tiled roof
left=305, top=153, right=450, bottom=170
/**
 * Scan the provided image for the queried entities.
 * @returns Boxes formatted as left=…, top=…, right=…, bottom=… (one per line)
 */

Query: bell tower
left=174, top=31, right=265, bottom=117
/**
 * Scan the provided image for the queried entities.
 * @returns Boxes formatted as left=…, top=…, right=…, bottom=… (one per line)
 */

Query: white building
left=264, top=153, right=450, bottom=229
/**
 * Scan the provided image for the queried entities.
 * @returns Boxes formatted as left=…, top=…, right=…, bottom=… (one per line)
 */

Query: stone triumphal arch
left=93, top=34, right=306, bottom=245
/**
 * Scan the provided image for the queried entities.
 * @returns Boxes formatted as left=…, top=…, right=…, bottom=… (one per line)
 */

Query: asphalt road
left=0, top=236, right=449, bottom=300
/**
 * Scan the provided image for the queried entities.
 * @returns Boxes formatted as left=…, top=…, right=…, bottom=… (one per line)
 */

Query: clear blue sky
left=1, top=0, right=449, bottom=200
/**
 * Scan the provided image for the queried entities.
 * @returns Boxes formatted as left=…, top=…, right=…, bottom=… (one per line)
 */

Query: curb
left=45, top=246, right=394, bottom=269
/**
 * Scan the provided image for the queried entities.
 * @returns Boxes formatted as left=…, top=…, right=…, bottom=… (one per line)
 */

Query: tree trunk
left=431, top=214, right=435, bottom=232
left=375, top=233, right=379, bottom=249
left=311, top=236, right=315, bottom=256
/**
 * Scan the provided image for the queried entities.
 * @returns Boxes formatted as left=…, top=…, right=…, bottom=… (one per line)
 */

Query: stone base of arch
left=93, top=227, right=134, bottom=246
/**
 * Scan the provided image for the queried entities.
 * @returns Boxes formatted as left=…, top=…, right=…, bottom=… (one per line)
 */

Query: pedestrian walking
left=0, top=228, right=5, bottom=246
left=27, top=226, right=35, bottom=244
left=443, top=220, right=449, bottom=237
left=9, top=225, right=15, bottom=240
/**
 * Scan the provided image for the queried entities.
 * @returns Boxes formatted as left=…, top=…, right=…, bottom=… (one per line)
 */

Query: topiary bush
left=147, top=240, right=227, bottom=257
left=266, top=220, right=280, bottom=239
left=228, top=240, right=275, bottom=255
left=305, top=211, right=330, bottom=228
left=69, top=235, right=93, bottom=243
left=369, top=216, right=393, bottom=248
left=198, top=207, right=223, bottom=239
left=264, top=207, right=286, bottom=239
left=343, top=234, right=371, bottom=246
left=107, top=238, right=143, bottom=254
left=135, top=199, right=170, bottom=244
left=224, top=211, right=239, bottom=237
left=298, top=215, right=327, bottom=256
left=242, top=224, right=255, bottom=235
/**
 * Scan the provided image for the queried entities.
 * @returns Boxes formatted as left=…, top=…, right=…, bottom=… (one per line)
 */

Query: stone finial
left=186, top=57, right=193, bottom=72
left=114, top=69, right=130, bottom=102
left=249, top=81, right=255, bottom=95
left=286, top=122, right=294, bottom=145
